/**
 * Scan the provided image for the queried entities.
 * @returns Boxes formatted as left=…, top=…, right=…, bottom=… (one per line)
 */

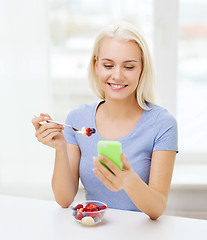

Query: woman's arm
left=124, top=150, right=176, bottom=219
left=93, top=150, right=176, bottom=220
left=52, top=143, right=81, bottom=208
left=32, top=113, right=80, bottom=208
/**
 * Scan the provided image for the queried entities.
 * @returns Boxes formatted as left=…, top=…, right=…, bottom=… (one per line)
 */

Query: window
left=48, top=0, right=207, bottom=162
left=48, top=0, right=153, bottom=121
left=178, top=0, right=207, bottom=154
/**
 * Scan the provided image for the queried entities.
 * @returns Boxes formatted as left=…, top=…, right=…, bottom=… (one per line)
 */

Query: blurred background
left=0, top=0, right=207, bottom=219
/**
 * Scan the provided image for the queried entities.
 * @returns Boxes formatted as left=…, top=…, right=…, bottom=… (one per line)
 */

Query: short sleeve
left=63, top=111, right=78, bottom=145
left=153, top=110, right=178, bottom=153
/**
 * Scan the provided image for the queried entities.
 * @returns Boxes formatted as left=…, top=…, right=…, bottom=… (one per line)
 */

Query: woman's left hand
left=93, top=154, right=135, bottom=191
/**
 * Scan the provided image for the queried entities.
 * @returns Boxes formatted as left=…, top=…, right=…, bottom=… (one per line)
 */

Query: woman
left=32, top=23, right=178, bottom=220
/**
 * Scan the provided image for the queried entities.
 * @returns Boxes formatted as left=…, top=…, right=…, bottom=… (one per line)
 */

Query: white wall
left=0, top=0, right=54, bottom=200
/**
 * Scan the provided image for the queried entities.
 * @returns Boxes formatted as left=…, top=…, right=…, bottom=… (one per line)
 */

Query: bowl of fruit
left=71, top=200, right=107, bottom=226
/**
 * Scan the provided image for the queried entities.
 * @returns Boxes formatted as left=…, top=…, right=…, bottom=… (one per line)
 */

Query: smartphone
left=97, top=140, right=122, bottom=172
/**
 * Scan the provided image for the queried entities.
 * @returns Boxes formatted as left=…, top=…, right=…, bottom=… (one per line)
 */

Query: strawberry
left=85, top=204, right=99, bottom=212
left=86, top=203, right=99, bottom=210
left=86, top=128, right=96, bottom=137
left=86, top=128, right=92, bottom=137
left=76, top=211, right=83, bottom=220
left=99, top=205, right=107, bottom=210
left=85, top=206, right=94, bottom=212
left=88, top=211, right=99, bottom=218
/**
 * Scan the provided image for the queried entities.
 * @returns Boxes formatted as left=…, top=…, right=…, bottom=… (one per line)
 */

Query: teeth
left=110, top=84, right=125, bottom=89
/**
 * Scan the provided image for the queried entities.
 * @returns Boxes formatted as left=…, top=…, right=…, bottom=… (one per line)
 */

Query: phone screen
left=97, top=140, right=122, bottom=171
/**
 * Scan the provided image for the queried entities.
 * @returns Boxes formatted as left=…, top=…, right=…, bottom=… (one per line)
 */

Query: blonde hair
left=88, top=22, right=156, bottom=110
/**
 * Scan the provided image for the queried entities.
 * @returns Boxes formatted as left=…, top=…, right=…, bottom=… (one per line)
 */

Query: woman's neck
left=102, top=97, right=142, bottom=120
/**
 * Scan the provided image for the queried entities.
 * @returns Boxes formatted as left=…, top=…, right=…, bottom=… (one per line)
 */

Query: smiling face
left=95, top=37, right=143, bottom=102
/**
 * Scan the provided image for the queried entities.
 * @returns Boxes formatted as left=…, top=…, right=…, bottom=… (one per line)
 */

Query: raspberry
left=75, top=204, right=83, bottom=210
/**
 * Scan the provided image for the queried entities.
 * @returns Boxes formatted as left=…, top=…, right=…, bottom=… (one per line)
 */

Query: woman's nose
left=112, top=66, right=123, bottom=80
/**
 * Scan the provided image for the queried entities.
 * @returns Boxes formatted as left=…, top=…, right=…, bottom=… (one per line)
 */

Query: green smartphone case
left=97, top=140, right=122, bottom=171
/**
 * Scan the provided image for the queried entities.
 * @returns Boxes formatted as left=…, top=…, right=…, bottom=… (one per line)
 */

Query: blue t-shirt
left=63, top=101, right=178, bottom=211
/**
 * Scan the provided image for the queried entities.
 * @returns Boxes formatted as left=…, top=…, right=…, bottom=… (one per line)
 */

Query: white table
left=0, top=195, right=206, bottom=240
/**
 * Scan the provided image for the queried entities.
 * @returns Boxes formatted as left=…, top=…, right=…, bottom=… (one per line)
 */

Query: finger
left=38, top=130, right=62, bottom=144
left=32, top=115, right=50, bottom=130
left=40, top=113, right=52, bottom=118
left=98, top=155, right=120, bottom=175
left=39, top=128, right=63, bottom=139
left=121, top=154, right=132, bottom=171
left=41, top=122, right=64, bottom=132
left=93, top=157, right=117, bottom=181
left=43, top=131, right=62, bottom=145
left=93, top=157, right=122, bottom=191
left=35, top=122, right=64, bottom=137
left=93, top=167, right=118, bottom=191
left=40, top=113, right=55, bottom=123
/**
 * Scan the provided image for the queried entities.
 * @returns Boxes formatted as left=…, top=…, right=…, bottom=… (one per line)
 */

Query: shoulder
left=146, top=103, right=177, bottom=124
left=69, top=102, right=97, bottom=115
left=147, top=104, right=178, bottom=152
left=65, top=102, right=99, bottom=123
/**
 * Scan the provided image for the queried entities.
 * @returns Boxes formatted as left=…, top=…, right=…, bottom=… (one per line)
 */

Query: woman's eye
left=104, top=64, right=113, bottom=68
left=125, top=66, right=134, bottom=70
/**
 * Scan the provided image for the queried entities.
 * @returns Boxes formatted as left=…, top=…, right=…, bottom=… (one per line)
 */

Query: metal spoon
left=33, top=115, right=82, bottom=133
left=47, top=119, right=82, bottom=133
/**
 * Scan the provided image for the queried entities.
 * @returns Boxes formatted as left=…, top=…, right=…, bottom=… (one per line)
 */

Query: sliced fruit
left=88, top=211, right=99, bottom=218
left=86, top=203, right=99, bottom=210
left=99, top=205, right=107, bottom=210
left=86, top=128, right=92, bottom=136
left=81, top=216, right=95, bottom=225
left=81, top=127, right=87, bottom=137
left=77, top=207, right=85, bottom=212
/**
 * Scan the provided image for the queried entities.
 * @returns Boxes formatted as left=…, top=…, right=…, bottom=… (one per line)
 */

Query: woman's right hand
left=32, top=113, right=66, bottom=150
